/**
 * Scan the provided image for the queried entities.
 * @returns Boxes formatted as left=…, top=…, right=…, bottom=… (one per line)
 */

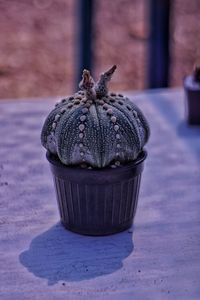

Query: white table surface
left=0, top=88, right=200, bottom=300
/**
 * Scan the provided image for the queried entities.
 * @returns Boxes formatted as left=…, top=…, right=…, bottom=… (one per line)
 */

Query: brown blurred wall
left=0, top=0, right=200, bottom=99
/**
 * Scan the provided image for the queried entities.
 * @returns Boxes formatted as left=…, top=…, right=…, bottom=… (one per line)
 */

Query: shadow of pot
left=19, top=223, right=133, bottom=285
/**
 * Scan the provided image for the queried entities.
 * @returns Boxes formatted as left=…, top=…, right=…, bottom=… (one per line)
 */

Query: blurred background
left=0, top=0, right=200, bottom=99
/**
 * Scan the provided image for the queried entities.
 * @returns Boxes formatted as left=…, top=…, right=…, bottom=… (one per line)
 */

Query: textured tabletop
left=0, top=89, right=200, bottom=300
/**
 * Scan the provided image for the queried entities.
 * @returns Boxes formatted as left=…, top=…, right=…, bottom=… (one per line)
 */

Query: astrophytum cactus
left=41, top=66, right=150, bottom=168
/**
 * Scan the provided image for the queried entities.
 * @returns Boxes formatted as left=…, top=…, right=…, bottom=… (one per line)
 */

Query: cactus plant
left=41, top=66, right=150, bottom=168
left=41, top=66, right=150, bottom=235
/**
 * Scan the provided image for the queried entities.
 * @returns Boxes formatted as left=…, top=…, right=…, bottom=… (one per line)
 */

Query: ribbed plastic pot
left=46, top=150, right=147, bottom=236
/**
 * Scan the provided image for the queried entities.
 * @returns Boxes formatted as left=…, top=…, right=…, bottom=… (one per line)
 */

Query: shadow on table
left=177, top=121, right=200, bottom=138
left=177, top=121, right=200, bottom=161
left=19, top=223, right=133, bottom=285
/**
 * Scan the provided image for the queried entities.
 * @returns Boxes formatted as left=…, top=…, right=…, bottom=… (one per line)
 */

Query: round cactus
left=41, top=66, right=150, bottom=168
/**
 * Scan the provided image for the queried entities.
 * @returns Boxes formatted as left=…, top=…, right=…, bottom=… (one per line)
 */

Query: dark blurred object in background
left=184, top=65, right=200, bottom=125
left=148, top=0, right=171, bottom=88
left=0, top=0, right=200, bottom=99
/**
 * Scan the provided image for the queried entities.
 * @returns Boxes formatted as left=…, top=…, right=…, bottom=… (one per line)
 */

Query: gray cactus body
left=41, top=67, right=150, bottom=168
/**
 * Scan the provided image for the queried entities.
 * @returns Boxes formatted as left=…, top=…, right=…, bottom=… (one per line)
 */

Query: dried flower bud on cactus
left=41, top=66, right=150, bottom=168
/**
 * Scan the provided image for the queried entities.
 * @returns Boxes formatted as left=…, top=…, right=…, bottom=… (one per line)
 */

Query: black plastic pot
left=184, top=75, right=200, bottom=125
left=46, top=150, right=147, bottom=236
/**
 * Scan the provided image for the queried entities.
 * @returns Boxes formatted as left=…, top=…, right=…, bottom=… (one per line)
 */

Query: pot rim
left=46, top=149, right=147, bottom=175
